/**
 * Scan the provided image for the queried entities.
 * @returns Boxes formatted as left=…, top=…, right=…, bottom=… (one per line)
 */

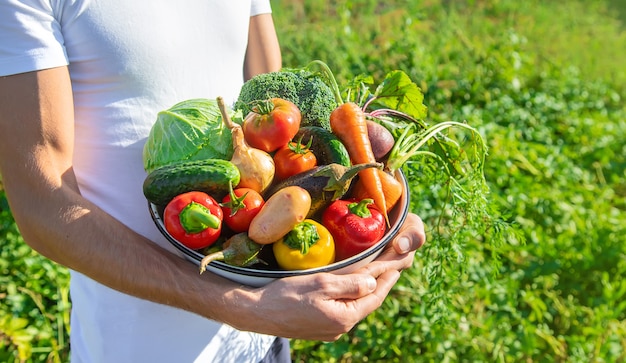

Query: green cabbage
left=142, top=98, right=235, bottom=173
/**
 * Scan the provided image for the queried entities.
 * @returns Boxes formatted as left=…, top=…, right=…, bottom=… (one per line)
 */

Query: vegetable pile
left=142, top=61, right=489, bottom=273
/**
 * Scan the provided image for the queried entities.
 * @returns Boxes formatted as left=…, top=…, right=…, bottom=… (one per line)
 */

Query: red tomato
left=220, top=187, right=265, bottom=233
left=273, top=141, right=318, bottom=180
left=242, top=98, right=301, bottom=153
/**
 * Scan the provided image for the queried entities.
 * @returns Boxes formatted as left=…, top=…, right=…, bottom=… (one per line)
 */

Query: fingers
left=307, top=273, right=378, bottom=300
left=237, top=213, right=427, bottom=341
left=354, top=269, right=400, bottom=307
left=289, top=271, right=395, bottom=310
left=246, top=270, right=401, bottom=341
left=391, top=212, right=426, bottom=254
left=318, top=270, right=401, bottom=340
left=352, top=213, right=426, bottom=277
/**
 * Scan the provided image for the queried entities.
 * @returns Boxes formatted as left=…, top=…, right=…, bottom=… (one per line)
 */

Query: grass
left=273, top=1, right=626, bottom=362
left=1, top=0, right=626, bottom=362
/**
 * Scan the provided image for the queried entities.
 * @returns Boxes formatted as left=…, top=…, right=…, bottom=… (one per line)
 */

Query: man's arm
left=0, top=67, right=233, bottom=317
left=0, top=66, right=426, bottom=341
left=244, top=13, right=282, bottom=80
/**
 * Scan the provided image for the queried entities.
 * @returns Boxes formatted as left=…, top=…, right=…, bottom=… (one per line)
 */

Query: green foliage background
left=1, top=0, right=625, bottom=362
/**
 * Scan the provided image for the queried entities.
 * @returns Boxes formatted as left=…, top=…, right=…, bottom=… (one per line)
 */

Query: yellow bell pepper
left=273, top=219, right=335, bottom=270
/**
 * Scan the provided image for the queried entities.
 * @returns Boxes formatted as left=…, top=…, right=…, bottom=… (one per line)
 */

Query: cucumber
left=143, top=159, right=240, bottom=206
left=295, top=126, right=351, bottom=167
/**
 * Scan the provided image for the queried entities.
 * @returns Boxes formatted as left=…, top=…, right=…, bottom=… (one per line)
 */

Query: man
left=0, top=1, right=426, bottom=362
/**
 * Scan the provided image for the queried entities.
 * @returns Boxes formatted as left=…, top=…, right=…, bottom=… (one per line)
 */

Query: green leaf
left=371, top=70, right=428, bottom=120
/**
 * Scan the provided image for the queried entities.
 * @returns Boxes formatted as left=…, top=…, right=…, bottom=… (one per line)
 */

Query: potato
left=366, top=120, right=395, bottom=161
left=248, top=186, right=312, bottom=244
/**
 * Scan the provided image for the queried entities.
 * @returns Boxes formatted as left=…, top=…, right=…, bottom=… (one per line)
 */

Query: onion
left=217, top=97, right=275, bottom=194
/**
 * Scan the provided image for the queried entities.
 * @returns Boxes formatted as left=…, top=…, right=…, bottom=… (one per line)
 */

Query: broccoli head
left=234, top=70, right=338, bottom=130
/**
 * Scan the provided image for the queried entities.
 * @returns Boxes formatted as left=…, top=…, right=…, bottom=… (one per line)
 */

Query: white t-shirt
left=0, top=1, right=277, bottom=362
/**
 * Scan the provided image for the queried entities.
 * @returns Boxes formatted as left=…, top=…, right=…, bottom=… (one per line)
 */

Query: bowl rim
left=149, top=169, right=410, bottom=278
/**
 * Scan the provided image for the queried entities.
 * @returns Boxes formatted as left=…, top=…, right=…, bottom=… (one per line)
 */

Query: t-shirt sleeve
left=250, top=0, right=272, bottom=16
left=0, top=0, right=68, bottom=76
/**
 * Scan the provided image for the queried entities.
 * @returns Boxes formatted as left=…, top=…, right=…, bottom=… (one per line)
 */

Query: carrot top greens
left=300, top=60, right=521, bottom=280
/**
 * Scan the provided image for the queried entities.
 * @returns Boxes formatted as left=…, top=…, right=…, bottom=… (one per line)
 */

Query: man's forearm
left=4, top=172, right=241, bottom=322
left=0, top=67, right=239, bottom=324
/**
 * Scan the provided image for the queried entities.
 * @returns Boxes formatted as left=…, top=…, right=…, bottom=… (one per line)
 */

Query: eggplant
left=263, top=162, right=383, bottom=218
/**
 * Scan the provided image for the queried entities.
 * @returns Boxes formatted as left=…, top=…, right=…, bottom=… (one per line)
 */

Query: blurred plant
left=0, top=190, right=70, bottom=362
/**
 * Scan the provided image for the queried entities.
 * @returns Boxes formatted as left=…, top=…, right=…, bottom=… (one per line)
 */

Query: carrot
left=351, top=169, right=403, bottom=213
left=330, top=102, right=389, bottom=224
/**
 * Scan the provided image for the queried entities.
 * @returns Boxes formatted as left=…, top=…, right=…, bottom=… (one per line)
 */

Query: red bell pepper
left=163, top=191, right=223, bottom=250
left=322, top=198, right=386, bottom=261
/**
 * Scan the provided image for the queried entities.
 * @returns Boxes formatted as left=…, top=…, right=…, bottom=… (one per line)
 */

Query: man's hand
left=221, top=212, right=426, bottom=341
